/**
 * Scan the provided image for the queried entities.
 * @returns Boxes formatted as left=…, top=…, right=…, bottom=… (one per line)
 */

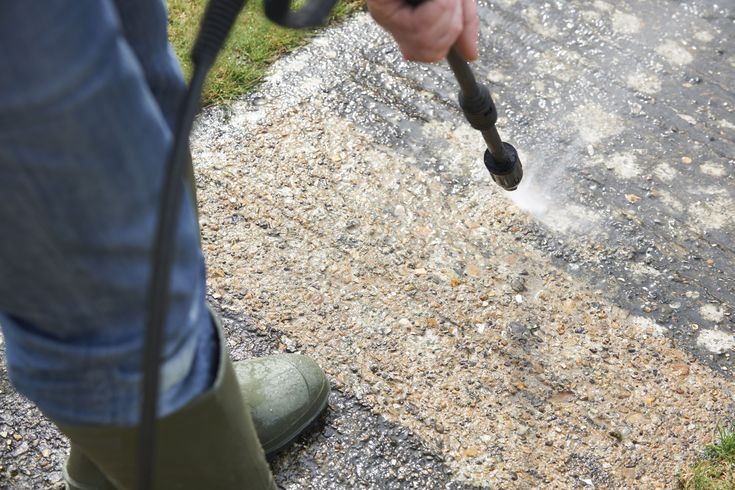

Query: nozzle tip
left=484, top=143, right=523, bottom=191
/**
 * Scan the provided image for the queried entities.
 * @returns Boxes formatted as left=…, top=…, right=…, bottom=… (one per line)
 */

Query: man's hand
left=367, top=0, right=479, bottom=62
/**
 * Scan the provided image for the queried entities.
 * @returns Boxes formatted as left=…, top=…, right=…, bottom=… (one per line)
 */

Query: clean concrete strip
left=193, top=87, right=733, bottom=487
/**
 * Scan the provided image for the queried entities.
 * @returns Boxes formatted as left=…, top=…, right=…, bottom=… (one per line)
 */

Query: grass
left=680, top=426, right=735, bottom=490
left=168, top=0, right=364, bottom=106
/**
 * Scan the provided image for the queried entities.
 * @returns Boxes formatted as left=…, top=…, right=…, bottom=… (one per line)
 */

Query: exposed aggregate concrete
left=1, top=0, right=734, bottom=487
left=193, top=101, right=733, bottom=487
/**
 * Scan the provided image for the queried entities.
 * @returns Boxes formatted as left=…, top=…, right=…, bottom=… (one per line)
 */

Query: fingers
left=400, top=0, right=464, bottom=61
left=368, top=0, right=480, bottom=63
left=454, top=0, right=479, bottom=60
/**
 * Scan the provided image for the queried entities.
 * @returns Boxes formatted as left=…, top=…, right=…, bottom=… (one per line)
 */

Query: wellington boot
left=62, top=447, right=116, bottom=490
left=54, top=323, right=276, bottom=489
left=58, top=311, right=329, bottom=489
left=233, top=353, right=329, bottom=455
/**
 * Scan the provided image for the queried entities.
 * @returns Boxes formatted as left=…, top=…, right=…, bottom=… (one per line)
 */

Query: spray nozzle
left=484, top=143, right=524, bottom=191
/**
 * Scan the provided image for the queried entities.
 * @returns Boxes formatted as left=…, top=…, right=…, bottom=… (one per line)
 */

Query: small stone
left=609, top=430, right=624, bottom=442
left=12, top=433, right=21, bottom=441
left=509, top=322, right=529, bottom=338
left=681, top=156, right=692, bottom=164
left=622, top=467, right=637, bottom=479
left=510, top=276, right=527, bottom=293
left=465, top=263, right=481, bottom=277
left=551, top=391, right=575, bottom=403
left=671, top=363, right=690, bottom=376
left=462, top=447, right=479, bottom=458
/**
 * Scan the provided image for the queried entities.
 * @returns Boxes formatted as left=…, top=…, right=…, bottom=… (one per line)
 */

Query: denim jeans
left=0, top=1, right=216, bottom=425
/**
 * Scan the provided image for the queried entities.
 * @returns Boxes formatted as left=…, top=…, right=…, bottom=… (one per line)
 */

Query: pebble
left=510, top=276, right=527, bottom=293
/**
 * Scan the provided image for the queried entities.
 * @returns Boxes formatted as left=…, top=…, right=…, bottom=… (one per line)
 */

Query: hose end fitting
left=483, top=143, right=523, bottom=191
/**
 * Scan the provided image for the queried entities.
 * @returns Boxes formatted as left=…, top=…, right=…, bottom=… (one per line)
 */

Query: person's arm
left=367, top=0, right=479, bottom=62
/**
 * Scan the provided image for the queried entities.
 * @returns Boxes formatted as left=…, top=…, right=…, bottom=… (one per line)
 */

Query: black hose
left=138, top=2, right=246, bottom=488
left=138, top=0, right=338, bottom=484
left=138, top=64, right=208, bottom=490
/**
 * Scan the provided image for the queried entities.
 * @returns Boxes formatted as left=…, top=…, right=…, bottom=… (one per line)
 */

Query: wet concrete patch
left=193, top=100, right=735, bottom=486
left=186, top=1, right=735, bottom=484
left=221, top=312, right=479, bottom=489
left=235, top=0, right=735, bottom=374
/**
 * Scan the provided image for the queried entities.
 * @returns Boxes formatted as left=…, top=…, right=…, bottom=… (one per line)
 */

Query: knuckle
left=450, top=20, right=463, bottom=37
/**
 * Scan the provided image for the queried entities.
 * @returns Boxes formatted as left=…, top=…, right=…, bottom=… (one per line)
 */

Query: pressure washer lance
left=444, top=48, right=524, bottom=191
left=406, top=0, right=523, bottom=190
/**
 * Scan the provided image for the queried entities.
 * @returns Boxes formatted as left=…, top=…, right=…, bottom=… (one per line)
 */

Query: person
left=0, top=0, right=478, bottom=488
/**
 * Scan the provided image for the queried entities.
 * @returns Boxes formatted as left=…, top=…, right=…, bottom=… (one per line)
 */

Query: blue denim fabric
left=0, top=1, right=216, bottom=425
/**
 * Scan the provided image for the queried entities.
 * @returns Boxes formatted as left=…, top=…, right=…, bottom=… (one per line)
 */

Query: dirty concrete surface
left=1, top=0, right=734, bottom=488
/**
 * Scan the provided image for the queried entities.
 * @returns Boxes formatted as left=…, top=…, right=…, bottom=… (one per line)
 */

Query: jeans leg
left=112, top=0, right=187, bottom=130
left=0, top=2, right=215, bottom=425
left=113, top=0, right=201, bottom=214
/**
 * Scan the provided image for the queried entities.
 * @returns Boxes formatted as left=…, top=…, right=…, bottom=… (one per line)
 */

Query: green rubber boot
left=55, top=343, right=275, bottom=489
left=57, top=314, right=329, bottom=489
left=233, top=353, right=330, bottom=455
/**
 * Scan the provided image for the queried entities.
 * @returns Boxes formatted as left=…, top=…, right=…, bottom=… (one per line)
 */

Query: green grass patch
left=680, top=425, right=735, bottom=490
left=168, top=0, right=364, bottom=106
